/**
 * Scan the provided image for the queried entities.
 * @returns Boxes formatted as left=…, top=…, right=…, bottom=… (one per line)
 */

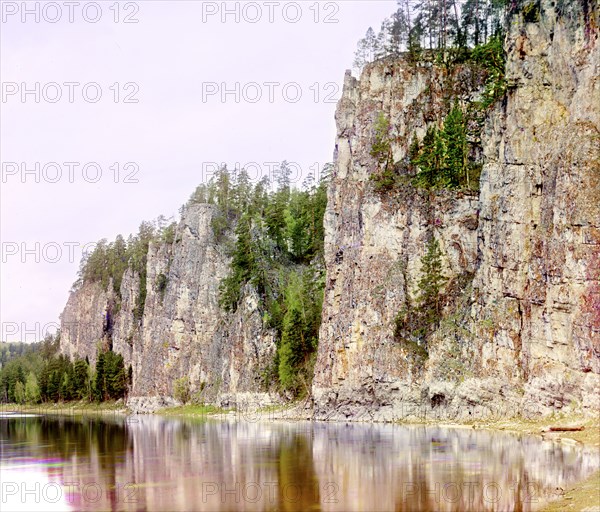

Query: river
left=0, top=413, right=598, bottom=511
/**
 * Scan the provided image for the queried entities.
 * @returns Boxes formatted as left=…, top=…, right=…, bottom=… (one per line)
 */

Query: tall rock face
left=313, top=0, right=599, bottom=420
left=60, top=0, right=598, bottom=417
left=473, top=0, right=600, bottom=412
left=60, top=204, right=276, bottom=402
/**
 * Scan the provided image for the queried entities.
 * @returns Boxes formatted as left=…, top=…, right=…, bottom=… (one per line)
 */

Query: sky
left=0, top=0, right=396, bottom=343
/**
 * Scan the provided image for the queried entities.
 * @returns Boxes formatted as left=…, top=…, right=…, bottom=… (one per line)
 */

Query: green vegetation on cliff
left=74, top=217, right=176, bottom=320
left=59, top=160, right=328, bottom=401
left=395, top=237, right=447, bottom=355
left=361, top=2, right=508, bottom=195
left=370, top=102, right=484, bottom=193
left=188, top=163, right=328, bottom=397
left=353, top=0, right=508, bottom=71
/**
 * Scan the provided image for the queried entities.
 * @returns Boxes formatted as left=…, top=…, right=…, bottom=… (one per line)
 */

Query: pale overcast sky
left=0, top=0, right=396, bottom=342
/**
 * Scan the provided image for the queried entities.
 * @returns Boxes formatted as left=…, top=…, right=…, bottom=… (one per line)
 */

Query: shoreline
left=3, top=400, right=598, bottom=444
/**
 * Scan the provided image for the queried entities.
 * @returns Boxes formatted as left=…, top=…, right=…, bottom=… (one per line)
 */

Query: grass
left=540, top=470, right=600, bottom=512
left=157, top=400, right=304, bottom=421
left=155, top=403, right=229, bottom=417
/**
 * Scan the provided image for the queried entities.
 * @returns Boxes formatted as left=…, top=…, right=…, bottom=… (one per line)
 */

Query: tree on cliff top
left=353, top=0, right=508, bottom=72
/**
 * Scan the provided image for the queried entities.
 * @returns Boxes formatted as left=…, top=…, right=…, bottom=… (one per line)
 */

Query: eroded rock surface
left=60, top=204, right=276, bottom=402
left=312, top=0, right=600, bottom=420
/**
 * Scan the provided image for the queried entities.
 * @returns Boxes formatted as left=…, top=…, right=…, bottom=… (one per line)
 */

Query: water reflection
left=0, top=415, right=598, bottom=511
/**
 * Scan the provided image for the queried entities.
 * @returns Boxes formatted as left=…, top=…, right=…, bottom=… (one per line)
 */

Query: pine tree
left=233, top=168, right=252, bottom=213
left=408, top=20, right=424, bottom=60
left=251, top=176, right=270, bottom=216
left=110, top=235, right=128, bottom=295
left=414, top=126, right=442, bottom=188
left=370, top=112, right=397, bottom=191
left=353, top=27, right=379, bottom=71
left=72, top=358, right=89, bottom=400
left=214, top=166, right=232, bottom=213
left=278, top=306, right=307, bottom=393
left=371, top=112, right=393, bottom=166
left=440, top=104, right=468, bottom=187
left=188, top=184, right=208, bottom=205
left=408, top=134, right=422, bottom=167
left=375, top=19, right=392, bottom=59
left=47, top=370, right=61, bottom=402
left=462, top=0, right=482, bottom=45
left=105, top=352, right=127, bottom=400
left=219, top=213, right=258, bottom=311
left=130, top=221, right=155, bottom=321
left=265, top=189, right=288, bottom=250
left=415, top=237, right=446, bottom=340
left=388, top=6, right=410, bottom=54
left=448, top=0, right=465, bottom=47
left=285, top=190, right=311, bottom=262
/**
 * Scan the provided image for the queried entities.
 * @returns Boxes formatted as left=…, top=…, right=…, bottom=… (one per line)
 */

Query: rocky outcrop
left=60, top=204, right=276, bottom=401
left=60, top=0, right=598, bottom=418
left=473, top=0, right=600, bottom=413
left=313, top=0, right=599, bottom=420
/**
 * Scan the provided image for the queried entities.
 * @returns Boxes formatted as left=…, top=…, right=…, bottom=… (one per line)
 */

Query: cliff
left=60, top=0, right=599, bottom=417
left=60, top=204, right=277, bottom=404
left=312, top=0, right=599, bottom=420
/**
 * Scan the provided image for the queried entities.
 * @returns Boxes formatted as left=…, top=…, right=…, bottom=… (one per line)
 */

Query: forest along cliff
left=313, top=0, right=600, bottom=421
left=60, top=173, right=327, bottom=410
left=59, top=0, right=599, bottom=417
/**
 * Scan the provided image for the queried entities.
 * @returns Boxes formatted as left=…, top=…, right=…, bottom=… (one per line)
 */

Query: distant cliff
left=61, top=204, right=277, bottom=404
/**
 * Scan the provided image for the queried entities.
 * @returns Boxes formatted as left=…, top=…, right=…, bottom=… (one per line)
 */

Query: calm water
left=0, top=413, right=598, bottom=512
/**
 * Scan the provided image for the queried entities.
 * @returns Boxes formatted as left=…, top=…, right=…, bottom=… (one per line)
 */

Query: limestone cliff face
left=313, top=0, right=599, bottom=420
left=472, top=0, right=600, bottom=412
left=60, top=0, right=598, bottom=416
left=60, top=204, right=276, bottom=401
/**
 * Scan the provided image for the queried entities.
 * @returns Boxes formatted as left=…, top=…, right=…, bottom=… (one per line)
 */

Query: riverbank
left=540, top=469, right=600, bottom=512
left=440, top=414, right=600, bottom=512
left=0, top=400, right=128, bottom=416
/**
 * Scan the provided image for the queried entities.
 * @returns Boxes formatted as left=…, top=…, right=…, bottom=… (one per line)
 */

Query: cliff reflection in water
left=1, top=415, right=598, bottom=511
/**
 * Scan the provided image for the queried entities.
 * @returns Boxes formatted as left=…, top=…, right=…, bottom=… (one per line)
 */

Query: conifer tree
left=413, top=126, right=442, bottom=188
left=219, top=213, right=258, bottom=311
left=72, top=358, right=90, bottom=400
left=441, top=104, right=468, bottom=187
left=278, top=306, right=307, bottom=392
left=353, top=27, right=379, bottom=71
left=415, top=237, right=446, bottom=341
left=105, top=351, right=127, bottom=400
